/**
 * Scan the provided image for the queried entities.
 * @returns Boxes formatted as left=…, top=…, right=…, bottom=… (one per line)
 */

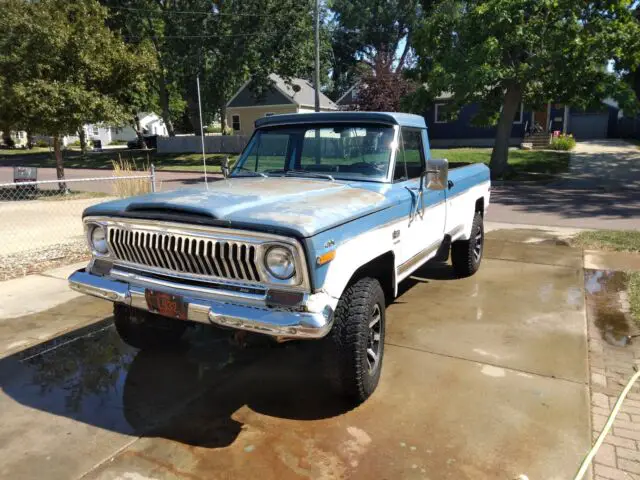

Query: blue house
left=424, top=93, right=571, bottom=148
left=336, top=85, right=617, bottom=145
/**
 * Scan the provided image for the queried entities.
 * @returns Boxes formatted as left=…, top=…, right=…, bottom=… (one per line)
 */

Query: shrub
left=550, top=134, right=576, bottom=151
left=111, top=157, right=153, bottom=197
left=35, top=140, right=50, bottom=148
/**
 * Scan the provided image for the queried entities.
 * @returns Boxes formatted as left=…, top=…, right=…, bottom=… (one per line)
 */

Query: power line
left=105, top=5, right=304, bottom=18
left=123, top=30, right=296, bottom=40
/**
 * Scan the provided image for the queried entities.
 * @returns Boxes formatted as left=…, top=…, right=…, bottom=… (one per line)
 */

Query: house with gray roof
left=226, top=74, right=337, bottom=136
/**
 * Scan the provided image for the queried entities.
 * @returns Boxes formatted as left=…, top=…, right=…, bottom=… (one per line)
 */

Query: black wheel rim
left=474, top=225, right=483, bottom=263
left=367, top=303, right=382, bottom=374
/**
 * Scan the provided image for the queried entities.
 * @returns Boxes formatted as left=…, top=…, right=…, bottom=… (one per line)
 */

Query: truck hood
left=83, top=177, right=391, bottom=238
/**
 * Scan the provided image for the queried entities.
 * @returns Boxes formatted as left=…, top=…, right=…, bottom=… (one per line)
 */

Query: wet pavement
left=0, top=234, right=594, bottom=479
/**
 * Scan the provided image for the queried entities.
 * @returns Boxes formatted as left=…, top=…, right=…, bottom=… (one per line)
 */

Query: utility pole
left=196, top=75, right=208, bottom=189
left=314, top=0, right=320, bottom=112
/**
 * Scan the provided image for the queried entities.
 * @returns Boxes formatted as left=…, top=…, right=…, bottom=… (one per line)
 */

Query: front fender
left=304, top=205, right=404, bottom=300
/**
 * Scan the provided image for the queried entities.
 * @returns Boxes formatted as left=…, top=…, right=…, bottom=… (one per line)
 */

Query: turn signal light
left=316, top=250, right=336, bottom=266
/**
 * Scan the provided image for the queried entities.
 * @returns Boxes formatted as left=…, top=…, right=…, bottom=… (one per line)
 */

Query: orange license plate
left=145, top=290, right=188, bottom=320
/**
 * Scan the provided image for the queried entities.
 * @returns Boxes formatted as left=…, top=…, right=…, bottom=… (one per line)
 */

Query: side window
left=232, top=115, right=240, bottom=131
left=397, top=128, right=425, bottom=180
left=393, top=131, right=407, bottom=181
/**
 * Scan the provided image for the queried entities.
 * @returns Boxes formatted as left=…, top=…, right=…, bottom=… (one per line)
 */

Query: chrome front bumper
left=68, top=270, right=334, bottom=339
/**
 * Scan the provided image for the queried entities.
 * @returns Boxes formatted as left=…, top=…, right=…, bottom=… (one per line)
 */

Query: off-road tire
left=451, top=212, right=484, bottom=278
left=114, top=304, right=187, bottom=350
left=325, top=277, right=386, bottom=404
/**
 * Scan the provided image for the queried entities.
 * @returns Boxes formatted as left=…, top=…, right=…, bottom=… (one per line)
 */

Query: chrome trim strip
left=109, top=268, right=267, bottom=307
left=68, top=269, right=332, bottom=339
left=447, top=225, right=464, bottom=238
left=397, top=239, right=442, bottom=276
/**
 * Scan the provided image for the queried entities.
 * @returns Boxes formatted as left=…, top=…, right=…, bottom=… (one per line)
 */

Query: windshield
left=232, top=123, right=395, bottom=181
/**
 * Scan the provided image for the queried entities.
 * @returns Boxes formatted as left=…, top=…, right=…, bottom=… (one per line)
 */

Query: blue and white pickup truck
left=69, top=112, right=490, bottom=403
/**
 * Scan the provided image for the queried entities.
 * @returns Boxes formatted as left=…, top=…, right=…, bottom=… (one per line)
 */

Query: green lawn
left=0, top=148, right=236, bottom=173
left=571, top=230, right=640, bottom=253
left=433, top=148, right=571, bottom=180
left=0, top=146, right=570, bottom=179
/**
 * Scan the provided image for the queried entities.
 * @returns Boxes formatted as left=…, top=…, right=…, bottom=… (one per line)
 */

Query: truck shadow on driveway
left=1, top=319, right=352, bottom=448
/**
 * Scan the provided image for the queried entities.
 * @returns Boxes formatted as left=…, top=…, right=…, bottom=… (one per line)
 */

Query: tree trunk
left=78, top=128, right=88, bottom=155
left=158, top=73, right=175, bottom=136
left=220, top=105, right=227, bottom=135
left=489, top=83, right=522, bottom=179
left=133, top=115, right=146, bottom=149
left=53, top=135, right=67, bottom=192
left=26, top=129, right=33, bottom=149
left=186, top=95, right=201, bottom=136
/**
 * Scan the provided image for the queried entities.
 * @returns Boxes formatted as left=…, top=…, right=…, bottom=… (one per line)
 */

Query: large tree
left=0, top=0, right=154, bottom=186
left=412, top=0, right=640, bottom=178
left=329, top=0, right=422, bottom=100
left=104, top=0, right=323, bottom=135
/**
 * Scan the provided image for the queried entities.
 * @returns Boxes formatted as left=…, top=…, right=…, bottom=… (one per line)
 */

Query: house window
left=394, top=128, right=426, bottom=181
left=232, top=115, right=240, bottom=131
left=434, top=103, right=454, bottom=124
left=264, top=112, right=275, bottom=117
left=92, top=125, right=99, bottom=136
left=513, top=103, right=524, bottom=124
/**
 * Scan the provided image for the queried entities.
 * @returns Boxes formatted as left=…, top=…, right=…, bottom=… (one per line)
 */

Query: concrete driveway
left=0, top=232, right=590, bottom=479
left=488, top=140, right=640, bottom=230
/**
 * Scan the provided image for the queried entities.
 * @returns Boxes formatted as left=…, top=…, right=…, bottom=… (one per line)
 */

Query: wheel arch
left=343, top=251, right=396, bottom=304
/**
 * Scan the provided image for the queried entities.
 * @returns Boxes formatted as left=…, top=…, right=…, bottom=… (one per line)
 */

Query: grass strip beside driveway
left=572, top=230, right=640, bottom=253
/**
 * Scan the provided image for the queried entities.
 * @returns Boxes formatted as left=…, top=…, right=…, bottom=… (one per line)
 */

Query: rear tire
left=325, top=277, right=386, bottom=404
left=451, top=212, right=484, bottom=278
left=114, top=304, right=187, bottom=350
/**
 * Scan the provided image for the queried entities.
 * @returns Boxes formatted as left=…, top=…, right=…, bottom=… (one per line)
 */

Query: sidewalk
left=0, top=262, right=111, bottom=358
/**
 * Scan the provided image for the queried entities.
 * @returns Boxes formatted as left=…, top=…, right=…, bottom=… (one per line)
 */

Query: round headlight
left=264, top=246, right=295, bottom=280
left=91, top=226, right=108, bottom=254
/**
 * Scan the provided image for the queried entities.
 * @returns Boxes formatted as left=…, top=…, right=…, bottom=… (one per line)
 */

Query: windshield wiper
left=284, top=170, right=335, bottom=181
left=233, top=167, right=268, bottom=178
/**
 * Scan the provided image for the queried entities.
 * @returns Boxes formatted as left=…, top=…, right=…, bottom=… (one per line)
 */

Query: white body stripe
left=320, top=181, right=491, bottom=301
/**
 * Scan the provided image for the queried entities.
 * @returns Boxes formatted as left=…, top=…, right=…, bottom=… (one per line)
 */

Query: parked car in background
left=69, top=112, right=490, bottom=404
left=127, top=134, right=158, bottom=150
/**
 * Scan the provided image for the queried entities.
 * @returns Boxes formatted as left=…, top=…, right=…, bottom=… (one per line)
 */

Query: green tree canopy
left=0, top=0, right=154, bottom=183
left=411, top=0, right=640, bottom=177
left=104, top=0, right=326, bottom=134
left=328, top=0, right=422, bottom=100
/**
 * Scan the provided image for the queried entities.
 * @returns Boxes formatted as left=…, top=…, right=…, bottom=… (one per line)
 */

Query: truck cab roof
left=254, top=111, right=427, bottom=130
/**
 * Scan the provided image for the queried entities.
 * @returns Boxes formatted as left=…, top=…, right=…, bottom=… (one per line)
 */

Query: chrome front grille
left=107, top=226, right=262, bottom=282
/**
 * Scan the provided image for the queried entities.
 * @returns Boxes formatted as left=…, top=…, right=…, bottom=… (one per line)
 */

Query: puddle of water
left=584, top=269, right=633, bottom=347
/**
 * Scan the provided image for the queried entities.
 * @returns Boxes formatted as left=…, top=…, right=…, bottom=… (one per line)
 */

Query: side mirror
left=425, top=158, right=448, bottom=191
left=221, top=156, right=230, bottom=179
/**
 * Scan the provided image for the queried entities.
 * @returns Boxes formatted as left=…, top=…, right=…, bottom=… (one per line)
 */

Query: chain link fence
left=0, top=171, right=155, bottom=280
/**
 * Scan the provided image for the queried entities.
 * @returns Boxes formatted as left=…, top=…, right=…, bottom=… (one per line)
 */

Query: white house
left=29, top=113, right=168, bottom=148
left=84, top=113, right=168, bottom=146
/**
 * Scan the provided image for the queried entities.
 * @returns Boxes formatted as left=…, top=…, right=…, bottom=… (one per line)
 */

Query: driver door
left=394, top=128, right=446, bottom=279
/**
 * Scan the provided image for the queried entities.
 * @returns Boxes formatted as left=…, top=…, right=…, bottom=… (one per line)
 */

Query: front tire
left=451, top=212, right=484, bottom=277
left=114, top=304, right=187, bottom=350
left=325, top=277, right=386, bottom=404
